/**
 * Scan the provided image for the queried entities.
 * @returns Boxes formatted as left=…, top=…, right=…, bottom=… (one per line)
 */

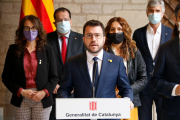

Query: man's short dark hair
left=54, top=7, right=71, bottom=20
left=175, top=3, right=180, bottom=18
left=83, top=20, right=105, bottom=36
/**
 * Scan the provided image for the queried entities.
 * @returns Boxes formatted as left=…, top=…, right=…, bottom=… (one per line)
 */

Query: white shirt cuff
left=172, top=85, right=178, bottom=96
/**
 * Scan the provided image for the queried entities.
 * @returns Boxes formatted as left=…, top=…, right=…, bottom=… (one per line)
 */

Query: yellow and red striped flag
left=20, top=0, right=56, bottom=33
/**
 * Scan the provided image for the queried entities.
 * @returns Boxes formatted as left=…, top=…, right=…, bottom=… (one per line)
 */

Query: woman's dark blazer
left=2, top=44, right=59, bottom=108
left=108, top=47, right=147, bottom=107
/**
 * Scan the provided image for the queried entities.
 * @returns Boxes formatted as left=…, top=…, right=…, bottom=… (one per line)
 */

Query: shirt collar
left=147, top=22, right=161, bottom=34
left=24, top=47, right=36, bottom=54
left=156, top=23, right=161, bottom=34
left=57, top=30, right=71, bottom=39
left=86, top=49, right=103, bottom=62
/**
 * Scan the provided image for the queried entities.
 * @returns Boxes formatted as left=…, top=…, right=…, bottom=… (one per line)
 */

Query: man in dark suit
left=132, top=0, right=172, bottom=120
left=151, top=3, right=180, bottom=120
left=47, top=7, right=85, bottom=120
left=57, top=20, right=134, bottom=115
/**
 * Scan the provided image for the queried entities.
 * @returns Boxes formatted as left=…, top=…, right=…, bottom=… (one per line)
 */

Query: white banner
left=56, top=98, right=130, bottom=119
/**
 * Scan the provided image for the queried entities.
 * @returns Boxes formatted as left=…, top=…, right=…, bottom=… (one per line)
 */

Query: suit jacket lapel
left=95, top=50, right=110, bottom=95
left=18, top=52, right=25, bottom=73
left=51, top=32, right=63, bottom=65
left=160, top=24, right=166, bottom=45
left=36, top=50, right=43, bottom=86
left=172, top=36, right=180, bottom=64
left=78, top=52, right=92, bottom=91
left=141, top=25, right=153, bottom=61
left=66, top=31, right=75, bottom=59
left=17, top=52, right=26, bottom=87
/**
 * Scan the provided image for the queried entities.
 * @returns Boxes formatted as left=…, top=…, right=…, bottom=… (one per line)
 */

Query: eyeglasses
left=56, top=18, right=70, bottom=22
left=85, top=33, right=102, bottom=39
left=23, top=26, right=37, bottom=31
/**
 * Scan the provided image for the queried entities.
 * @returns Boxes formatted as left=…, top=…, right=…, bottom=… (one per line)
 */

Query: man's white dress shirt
left=57, top=31, right=71, bottom=53
left=86, top=49, right=103, bottom=82
left=146, top=23, right=161, bottom=60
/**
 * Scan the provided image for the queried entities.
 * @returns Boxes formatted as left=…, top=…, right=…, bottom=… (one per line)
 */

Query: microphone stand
left=91, top=61, right=98, bottom=120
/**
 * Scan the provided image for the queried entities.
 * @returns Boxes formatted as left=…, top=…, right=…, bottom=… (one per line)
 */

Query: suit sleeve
left=132, top=30, right=137, bottom=42
left=43, top=47, right=59, bottom=94
left=2, top=45, right=21, bottom=94
left=57, top=60, right=73, bottom=98
left=117, top=57, right=133, bottom=101
left=131, top=49, right=147, bottom=95
left=151, top=45, right=176, bottom=98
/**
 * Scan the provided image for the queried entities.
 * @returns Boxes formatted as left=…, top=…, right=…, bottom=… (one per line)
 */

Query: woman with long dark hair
left=104, top=17, right=147, bottom=120
left=2, top=15, right=59, bottom=120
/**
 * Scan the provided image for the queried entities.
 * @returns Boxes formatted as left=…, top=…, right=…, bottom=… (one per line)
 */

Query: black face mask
left=108, top=32, right=125, bottom=44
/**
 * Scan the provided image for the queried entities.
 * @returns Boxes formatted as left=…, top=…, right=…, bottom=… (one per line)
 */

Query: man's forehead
left=148, top=5, right=162, bottom=10
left=85, top=26, right=103, bottom=33
left=55, top=11, right=69, bottom=18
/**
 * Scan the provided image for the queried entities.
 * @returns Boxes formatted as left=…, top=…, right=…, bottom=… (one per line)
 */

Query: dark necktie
left=93, top=57, right=98, bottom=85
left=61, top=36, right=67, bottom=64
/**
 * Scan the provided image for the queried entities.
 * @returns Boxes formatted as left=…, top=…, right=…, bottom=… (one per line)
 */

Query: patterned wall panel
left=162, top=0, right=180, bottom=28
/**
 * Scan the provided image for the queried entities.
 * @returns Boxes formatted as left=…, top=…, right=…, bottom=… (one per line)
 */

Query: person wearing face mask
left=103, top=17, right=147, bottom=120
left=151, top=3, right=180, bottom=120
left=1, top=15, right=59, bottom=120
left=132, top=0, right=172, bottom=120
left=46, top=7, right=85, bottom=120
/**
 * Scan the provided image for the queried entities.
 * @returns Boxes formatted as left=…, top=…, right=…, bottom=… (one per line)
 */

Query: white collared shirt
left=86, top=49, right=103, bottom=82
left=57, top=31, right=71, bottom=53
left=146, top=23, right=162, bottom=60
left=123, top=60, right=128, bottom=74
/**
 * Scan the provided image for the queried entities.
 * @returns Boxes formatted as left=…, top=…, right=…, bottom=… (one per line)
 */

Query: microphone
left=92, top=61, right=98, bottom=98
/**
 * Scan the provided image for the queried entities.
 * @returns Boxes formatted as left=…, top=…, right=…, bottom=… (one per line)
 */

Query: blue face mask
left=148, top=13, right=162, bottom=24
left=57, top=21, right=71, bottom=34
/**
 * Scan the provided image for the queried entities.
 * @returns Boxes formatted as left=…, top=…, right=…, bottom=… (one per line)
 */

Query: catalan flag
left=20, top=0, right=56, bottom=33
